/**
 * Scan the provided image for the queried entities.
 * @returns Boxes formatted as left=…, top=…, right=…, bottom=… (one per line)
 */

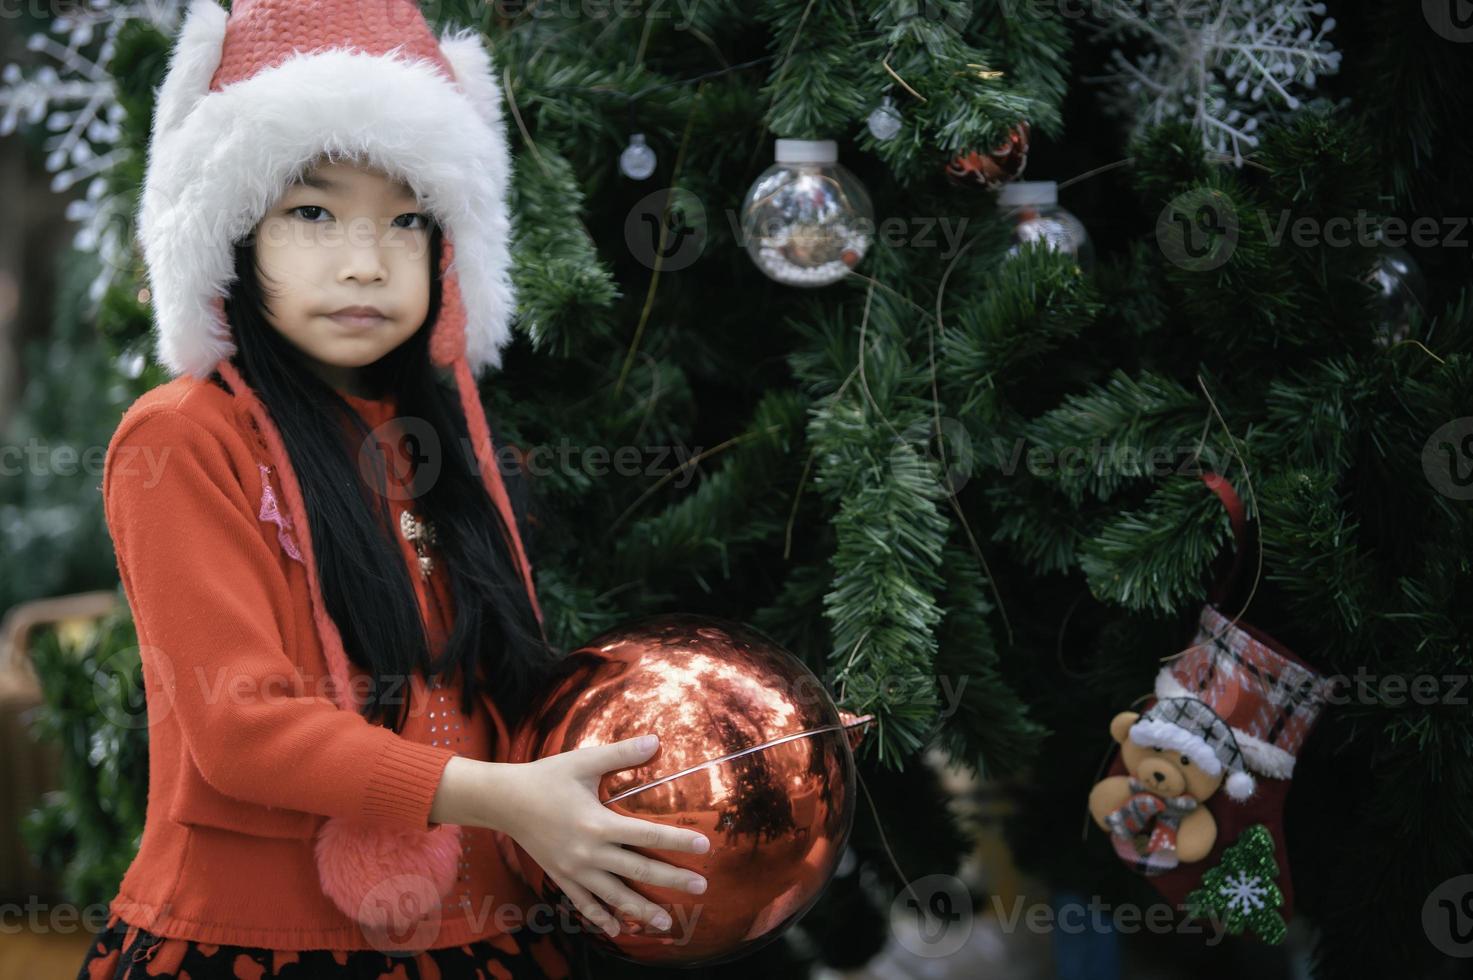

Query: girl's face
left=252, top=157, right=434, bottom=395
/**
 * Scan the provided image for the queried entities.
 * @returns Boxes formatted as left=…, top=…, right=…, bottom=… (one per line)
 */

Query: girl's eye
left=291, top=205, right=328, bottom=222
left=395, top=213, right=431, bottom=230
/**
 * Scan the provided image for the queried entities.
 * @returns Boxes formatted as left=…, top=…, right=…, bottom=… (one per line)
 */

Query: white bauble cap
left=998, top=180, right=1059, bottom=207
left=776, top=139, right=838, bottom=164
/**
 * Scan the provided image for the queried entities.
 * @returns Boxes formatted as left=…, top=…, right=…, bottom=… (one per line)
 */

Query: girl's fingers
left=604, top=814, right=710, bottom=855
left=597, top=844, right=708, bottom=894
left=552, top=874, right=620, bottom=938
left=584, top=870, right=673, bottom=932
left=573, top=735, right=659, bottom=776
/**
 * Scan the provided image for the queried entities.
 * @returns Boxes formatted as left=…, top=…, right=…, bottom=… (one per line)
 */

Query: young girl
left=76, top=1, right=709, bottom=977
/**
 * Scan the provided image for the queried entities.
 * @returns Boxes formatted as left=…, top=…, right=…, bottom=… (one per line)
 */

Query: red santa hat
left=139, top=0, right=517, bottom=379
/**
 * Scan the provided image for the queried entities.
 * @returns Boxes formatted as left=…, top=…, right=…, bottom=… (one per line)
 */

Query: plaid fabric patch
left=1169, top=605, right=1329, bottom=758
left=1106, top=785, right=1167, bottom=837
left=1105, top=778, right=1199, bottom=877
left=1139, top=696, right=1244, bottom=776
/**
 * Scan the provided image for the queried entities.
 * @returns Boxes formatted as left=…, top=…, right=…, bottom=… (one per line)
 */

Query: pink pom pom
left=315, top=817, right=461, bottom=931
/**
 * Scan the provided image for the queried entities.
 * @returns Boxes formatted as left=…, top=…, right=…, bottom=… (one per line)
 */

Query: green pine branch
left=930, top=541, right=1047, bottom=777
left=939, top=243, right=1102, bottom=423
left=1024, top=369, right=1208, bottom=507
left=509, top=149, right=622, bottom=358
left=1078, top=477, right=1233, bottom=614
left=611, top=388, right=808, bottom=587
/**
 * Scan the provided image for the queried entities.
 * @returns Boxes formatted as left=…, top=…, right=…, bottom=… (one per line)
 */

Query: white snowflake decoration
left=1218, top=870, right=1270, bottom=913
left=0, top=0, right=186, bottom=307
left=1088, top=0, right=1341, bottom=166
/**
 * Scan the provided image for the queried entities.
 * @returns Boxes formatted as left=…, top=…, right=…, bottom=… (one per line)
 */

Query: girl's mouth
left=327, top=312, right=388, bottom=329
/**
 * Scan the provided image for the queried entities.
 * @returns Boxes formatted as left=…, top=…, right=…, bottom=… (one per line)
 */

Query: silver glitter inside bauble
left=999, top=180, right=1094, bottom=273
left=740, top=139, right=874, bottom=287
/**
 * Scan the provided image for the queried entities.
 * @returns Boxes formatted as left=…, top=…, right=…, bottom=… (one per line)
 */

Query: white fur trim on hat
left=1154, top=668, right=1300, bottom=779
left=1127, top=718, right=1225, bottom=777
left=1234, top=731, right=1297, bottom=780
left=137, top=1, right=517, bottom=379
left=149, top=0, right=227, bottom=137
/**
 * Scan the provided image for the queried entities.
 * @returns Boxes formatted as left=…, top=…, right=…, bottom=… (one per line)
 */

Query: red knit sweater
left=101, top=374, right=540, bottom=949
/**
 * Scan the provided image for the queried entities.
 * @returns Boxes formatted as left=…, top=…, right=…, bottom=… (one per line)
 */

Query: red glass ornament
left=944, top=120, right=1031, bottom=189
left=500, top=613, right=874, bottom=966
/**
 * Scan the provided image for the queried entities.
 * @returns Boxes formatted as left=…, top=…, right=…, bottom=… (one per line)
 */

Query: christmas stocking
left=1086, top=475, right=1332, bottom=943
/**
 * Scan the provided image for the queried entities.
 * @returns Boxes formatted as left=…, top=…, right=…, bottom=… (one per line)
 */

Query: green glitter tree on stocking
left=1186, top=824, right=1287, bottom=945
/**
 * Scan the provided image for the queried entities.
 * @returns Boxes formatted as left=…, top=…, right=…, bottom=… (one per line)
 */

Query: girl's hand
left=495, top=734, right=710, bottom=937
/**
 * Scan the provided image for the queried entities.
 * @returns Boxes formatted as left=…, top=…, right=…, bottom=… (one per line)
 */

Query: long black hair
left=220, top=219, right=561, bottom=733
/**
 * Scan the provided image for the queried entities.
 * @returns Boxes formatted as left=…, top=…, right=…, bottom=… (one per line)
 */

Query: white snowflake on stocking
left=1, top=0, right=186, bottom=307
left=1218, top=869, right=1270, bottom=913
left=1087, top=0, right=1341, bottom=166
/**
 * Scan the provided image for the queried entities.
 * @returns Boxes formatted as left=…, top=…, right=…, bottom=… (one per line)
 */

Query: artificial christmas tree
left=3, top=2, right=1469, bottom=977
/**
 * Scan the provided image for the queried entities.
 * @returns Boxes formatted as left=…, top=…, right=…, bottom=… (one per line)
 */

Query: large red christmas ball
left=499, top=613, right=873, bottom=967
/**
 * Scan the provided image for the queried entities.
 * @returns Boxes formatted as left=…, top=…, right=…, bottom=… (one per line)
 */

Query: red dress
left=77, top=388, right=578, bottom=980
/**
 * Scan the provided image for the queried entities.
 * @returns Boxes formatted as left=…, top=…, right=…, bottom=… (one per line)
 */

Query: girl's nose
left=338, top=254, right=388, bottom=285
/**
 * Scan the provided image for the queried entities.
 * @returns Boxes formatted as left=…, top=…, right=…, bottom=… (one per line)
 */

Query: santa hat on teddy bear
left=1128, top=694, right=1258, bottom=802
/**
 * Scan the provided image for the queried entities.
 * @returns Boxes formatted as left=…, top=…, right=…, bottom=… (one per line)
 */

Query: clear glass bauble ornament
left=740, top=139, right=874, bottom=288
left=867, top=96, right=903, bottom=141
left=619, top=133, right=657, bottom=180
left=998, top=180, right=1093, bottom=273
left=1366, top=244, right=1427, bottom=348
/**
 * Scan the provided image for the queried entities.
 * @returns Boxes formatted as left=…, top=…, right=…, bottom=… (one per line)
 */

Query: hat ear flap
left=151, top=0, right=229, bottom=139
left=437, top=26, right=509, bottom=131
left=434, top=25, right=517, bottom=375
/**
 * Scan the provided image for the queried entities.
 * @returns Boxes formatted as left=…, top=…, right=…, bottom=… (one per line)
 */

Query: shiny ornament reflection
left=1366, top=244, right=1426, bottom=348
left=501, top=613, right=874, bottom=966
